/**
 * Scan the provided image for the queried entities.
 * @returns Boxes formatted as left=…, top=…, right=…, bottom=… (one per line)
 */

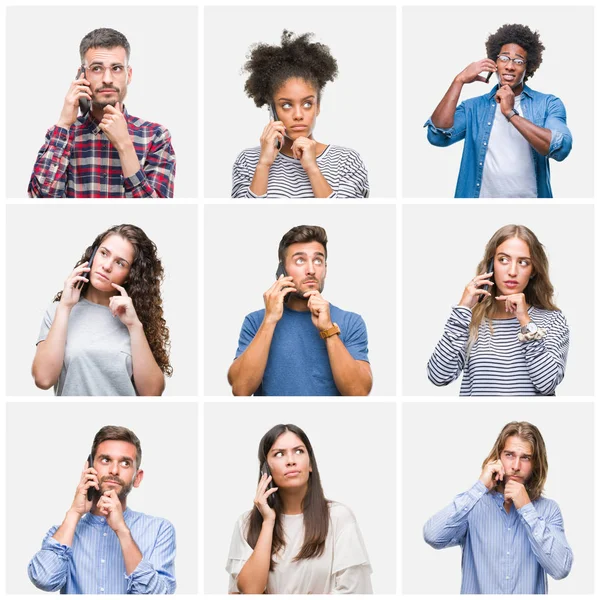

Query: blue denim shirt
left=424, top=85, right=572, bottom=198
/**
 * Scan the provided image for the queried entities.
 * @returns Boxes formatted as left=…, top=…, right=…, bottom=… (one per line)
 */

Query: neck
left=279, top=133, right=316, bottom=157
left=84, top=285, right=118, bottom=307
left=90, top=101, right=122, bottom=122
left=491, top=298, right=529, bottom=318
left=286, top=295, right=310, bottom=311
left=279, top=485, right=307, bottom=515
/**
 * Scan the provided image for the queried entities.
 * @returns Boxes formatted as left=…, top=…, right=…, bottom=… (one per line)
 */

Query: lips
left=503, top=280, right=519, bottom=288
left=290, top=126, right=307, bottom=130
left=284, top=470, right=301, bottom=477
left=95, top=272, right=109, bottom=281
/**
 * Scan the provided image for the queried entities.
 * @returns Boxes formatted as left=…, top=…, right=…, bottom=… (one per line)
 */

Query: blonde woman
left=427, top=225, right=568, bottom=395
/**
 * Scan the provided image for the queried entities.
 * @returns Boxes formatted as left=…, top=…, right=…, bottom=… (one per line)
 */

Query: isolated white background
left=402, top=6, right=594, bottom=198
left=402, top=204, right=594, bottom=396
left=204, top=203, right=396, bottom=396
left=204, top=6, right=397, bottom=198
left=6, top=6, right=198, bottom=198
left=402, top=402, right=594, bottom=594
left=6, top=401, right=198, bottom=594
left=5, top=204, right=198, bottom=396
left=204, top=401, right=396, bottom=593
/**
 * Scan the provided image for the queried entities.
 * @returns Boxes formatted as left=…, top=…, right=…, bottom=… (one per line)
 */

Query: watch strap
left=320, top=323, right=341, bottom=339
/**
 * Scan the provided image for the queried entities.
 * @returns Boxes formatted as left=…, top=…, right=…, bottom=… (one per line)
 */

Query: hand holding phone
left=76, top=66, right=91, bottom=116
left=260, top=462, right=276, bottom=508
left=77, top=246, right=97, bottom=290
left=478, top=257, right=495, bottom=303
left=86, top=454, right=95, bottom=501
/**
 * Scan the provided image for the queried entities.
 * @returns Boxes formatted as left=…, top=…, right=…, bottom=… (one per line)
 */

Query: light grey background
left=204, top=6, right=396, bottom=198
left=204, top=401, right=397, bottom=593
left=6, top=204, right=198, bottom=396
left=204, top=204, right=396, bottom=396
left=402, top=6, right=594, bottom=198
left=402, top=204, right=594, bottom=396
left=6, top=401, right=198, bottom=594
left=6, top=6, right=198, bottom=198
left=402, top=402, right=594, bottom=594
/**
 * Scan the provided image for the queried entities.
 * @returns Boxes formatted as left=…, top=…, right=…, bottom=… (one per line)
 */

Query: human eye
left=100, top=249, right=107, bottom=256
left=282, top=102, right=292, bottom=110
left=498, top=55, right=509, bottom=63
left=499, top=256, right=508, bottom=263
left=295, top=257, right=305, bottom=265
left=295, top=448, right=304, bottom=455
left=519, top=260, right=530, bottom=267
left=514, top=59, right=525, bottom=66
left=120, top=460, right=131, bottom=467
left=112, top=65, right=124, bottom=73
left=314, top=258, right=323, bottom=265
left=100, top=457, right=109, bottom=464
left=274, top=451, right=283, bottom=458
left=303, top=101, right=312, bottom=108
left=116, top=259, right=125, bottom=267
left=91, top=65, right=102, bottom=73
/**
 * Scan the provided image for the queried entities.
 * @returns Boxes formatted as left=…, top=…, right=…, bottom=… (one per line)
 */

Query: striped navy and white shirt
left=28, top=508, right=176, bottom=594
left=424, top=480, right=573, bottom=594
left=231, top=145, right=369, bottom=198
left=427, top=306, right=569, bottom=396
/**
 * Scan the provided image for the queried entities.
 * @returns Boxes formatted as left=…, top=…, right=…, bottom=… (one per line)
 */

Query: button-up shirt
left=424, top=481, right=573, bottom=594
left=28, top=108, right=176, bottom=198
left=28, top=508, right=176, bottom=594
left=424, top=85, right=572, bottom=198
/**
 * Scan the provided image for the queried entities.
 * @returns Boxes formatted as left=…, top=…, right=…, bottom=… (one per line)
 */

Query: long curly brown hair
left=54, top=224, right=172, bottom=376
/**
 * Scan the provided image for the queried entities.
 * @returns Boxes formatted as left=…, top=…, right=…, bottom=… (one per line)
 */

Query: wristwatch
left=521, top=321, right=538, bottom=336
left=320, top=323, right=341, bottom=339
left=506, top=108, right=519, bottom=121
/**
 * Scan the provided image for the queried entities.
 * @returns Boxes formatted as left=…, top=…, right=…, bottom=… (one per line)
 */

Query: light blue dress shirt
left=424, top=84, right=573, bottom=198
left=28, top=508, right=176, bottom=594
left=424, top=480, right=573, bottom=594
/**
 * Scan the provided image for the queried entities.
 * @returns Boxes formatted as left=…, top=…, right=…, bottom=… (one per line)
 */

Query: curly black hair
left=243, top=30, right=338, bottom=108
left=485, top=24, right=545, bottom=82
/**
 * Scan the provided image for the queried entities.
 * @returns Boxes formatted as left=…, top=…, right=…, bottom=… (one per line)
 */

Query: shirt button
left=103, top=532, right=107, bottom=537
left=101, top=559, right=105, bottom=563
left=479, top=162, right=483, bottom=166
left=508, top=528, right=511, bottom=531
left=484, top=142, right=487, bottom=146
left=100, top=587, right=105, bottom=592
left=476, top=183, right=480, bottom=186
left=487, top=122, right=491, bottom=125
left=507, top=551, right=510, bottom=555
left=506, top=576, right=510, bottom=580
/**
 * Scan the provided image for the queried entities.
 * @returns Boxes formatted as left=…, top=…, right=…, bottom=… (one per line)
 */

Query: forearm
left=325, top=336, right=371, bottom=395
left=52, top=510, right=81, bottom=547
left=249, top=163, right=270, bottom=196
left=305, top=165, right=334, bottom=198
left=228, top=320, right=276, bottom=396
left=128, top=322, right=165, bottom=396
left=32, top=304, right=71, bottom=389
left=237, top=521, right=274, bottom=594
left=28, top=127, right=72, bottom=198
left=509, top=115, right=551, bottom=155
left=116, top=527, right=143, bottom=575
left=431, top=78, right=464, bottom=128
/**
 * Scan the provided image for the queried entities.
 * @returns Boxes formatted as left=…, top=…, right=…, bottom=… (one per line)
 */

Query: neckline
left=278, top=144, right=331, bottom=162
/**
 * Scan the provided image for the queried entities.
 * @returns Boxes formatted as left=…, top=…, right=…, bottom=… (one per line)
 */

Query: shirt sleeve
left=427, top=306, right=471, bottom=386
left=232, top=151, right=267, bottom=198
left=123, top=127, right=176, bottom=198
left=342, top=314, right=370, bottom=363
left=423, top=480, right=487, bottom=549
left=543, top=95, right=573, bottom=162
left=37, top=303, right=57, bottom=345
left=517, top=500, right=573, bottom=580
left=28, top=526, right=71, bottom=592
left=521, top=311, right=569, bottom=395
left=225, top=514, right=254, bottom=593
left=125, top=519, right=177, bottom=594
left=28, top=126, right=74, bottom=198
left=234, top=314, right=261, bottom=359
left=330, top=150, right=369, bottom=199
left=424, top=101, right=467, bottom=147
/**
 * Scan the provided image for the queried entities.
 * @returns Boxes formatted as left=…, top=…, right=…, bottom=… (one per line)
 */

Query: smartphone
left=485, top=70, right=494, bottom=84
left=275, top=261, right=290, bottom=303
left=261, top=461, right=276, bottom=508
left=76, top=66, right=91, bottom=116
left=478, top=257, right=495, bottom=303
left=268, top=103, right=283, bottom=150
left=77, top=246, right=97, bottom=290
left=86, top=453, right=94, bottom=501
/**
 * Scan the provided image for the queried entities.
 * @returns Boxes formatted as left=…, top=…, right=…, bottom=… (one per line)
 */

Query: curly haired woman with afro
left=33, top=224, right=171, bottom=396
left=232, top=30, right=369, bottom=199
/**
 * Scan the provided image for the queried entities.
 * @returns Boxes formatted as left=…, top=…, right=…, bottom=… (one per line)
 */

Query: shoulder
left=325, top=145, right=365, bottom=162
left=234, top=147, right=262, bottom=164
left=43, top=301, right=60, bottom=318
left=234, top=510, right=252, bottom=532
left=328, top=500, right=359, bottom=526
left=126, top=113, right=171, bottom=138
left=127, top=509, right=175, bottom=533
left=243, top=309, right=266, bottom=325
left=461, top=91, right=494, bottom=109
left=531, top=307, right=568, bottom=326
left=532, top=495, right=562, bottom=515
left=330, top=304, right=365, bottom=325
left=524, top=87, right=566, bottom=108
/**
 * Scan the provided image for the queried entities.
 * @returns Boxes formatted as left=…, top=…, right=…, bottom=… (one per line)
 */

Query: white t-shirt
left=480, top=94, right=537, bottom=198
left=226, top=501, right=373, bottom=594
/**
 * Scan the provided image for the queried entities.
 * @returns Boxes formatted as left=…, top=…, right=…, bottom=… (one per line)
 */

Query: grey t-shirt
left=37, top=299, right=136, bottom=396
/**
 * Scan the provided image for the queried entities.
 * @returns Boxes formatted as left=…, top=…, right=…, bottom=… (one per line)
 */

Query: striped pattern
left=28, top=508, right=176, bottom=594
left=231, top=145, right=369, bottom=198
left=427, top=306, right=569, bottom=396
left=423, top=481, right=573, bottom=593
left=28, top=108, right=176, bottom=198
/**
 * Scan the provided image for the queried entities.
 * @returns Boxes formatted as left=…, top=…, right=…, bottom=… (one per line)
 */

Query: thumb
left=115, top=101, right=121, bottom=112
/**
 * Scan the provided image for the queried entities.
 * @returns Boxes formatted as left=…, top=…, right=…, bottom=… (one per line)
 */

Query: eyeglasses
left=497, top=55, right=526, bottom=67
left=84, top=64, right=128, bottom=76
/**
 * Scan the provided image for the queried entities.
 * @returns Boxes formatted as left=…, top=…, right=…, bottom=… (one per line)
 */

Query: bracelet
left=518, top=327, right=547, bottom=342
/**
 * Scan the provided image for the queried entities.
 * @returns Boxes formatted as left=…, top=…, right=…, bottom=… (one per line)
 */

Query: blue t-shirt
left=234, top=304, right=369, bottom=396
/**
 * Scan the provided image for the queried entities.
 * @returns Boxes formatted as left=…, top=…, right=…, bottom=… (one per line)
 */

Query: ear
left=127, top=66, right=133, bottom=85
left=316, top=103, right=321, bottom=117
left=133, top=468, right=144, bottom=488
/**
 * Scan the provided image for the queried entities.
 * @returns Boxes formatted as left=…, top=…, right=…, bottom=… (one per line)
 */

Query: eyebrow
left=100, top=246, right=131, bottom=266
left=499, top=51, right=526, bottom=59
left=277, top=95, right=316, bottom=102
left=497, top=252, right=531, bottom=260
left=503, top=450, right=532, bottom=459
left=271, top=445, right=306, bottom=453
left=88, top=61, right=125, bottom=67
left=98, top=453, right=135, bottom=462
left=291, top=251, right=325, bottom=258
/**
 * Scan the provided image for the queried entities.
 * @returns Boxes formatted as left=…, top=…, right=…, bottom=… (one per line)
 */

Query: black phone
left=478, top=257, right=495, bottom=303
left=276, top=261, right=290, bottom=303
left=77, top=246, right=97, bottom=290
left=269, top=103, right=283, bottom=150
left=86, top=453, right=94, bottom=501
left=76, top=66, right=91, bottom=116
left=261, top=461, right=276, bottom=508
left=486, top=70, right=494, bottom=84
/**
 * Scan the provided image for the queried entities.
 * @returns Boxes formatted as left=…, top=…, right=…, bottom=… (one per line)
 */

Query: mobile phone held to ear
left=261, top=461, right=276, bottom=508
left=478, top=257, right=495, bottom=303
left=275, top=261, right=290, bottom=304
left=78, top=246, right=97, bottom=290
left=87, top=453, right=94, bottom=501
left=76, top=66, right=90, bottom=116
left=486, top=70, right=494, bottom=84
left=268, top=103, right=282, bottom=150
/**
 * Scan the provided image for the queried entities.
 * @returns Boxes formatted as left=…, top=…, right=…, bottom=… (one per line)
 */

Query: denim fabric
left=424, top=85, right=572, bottom=198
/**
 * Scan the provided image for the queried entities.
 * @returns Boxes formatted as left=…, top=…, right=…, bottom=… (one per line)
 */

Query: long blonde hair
left=469, top=225, right=559, bottom=345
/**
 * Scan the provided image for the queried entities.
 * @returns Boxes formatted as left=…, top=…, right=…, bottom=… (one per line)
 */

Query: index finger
left=111, top=283, right=128, bottom=296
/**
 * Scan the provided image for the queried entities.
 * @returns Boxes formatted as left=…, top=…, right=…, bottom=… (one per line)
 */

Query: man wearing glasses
left=424, top=24, right=572, bottom=198
left=28, top=28, right=176, bottom=198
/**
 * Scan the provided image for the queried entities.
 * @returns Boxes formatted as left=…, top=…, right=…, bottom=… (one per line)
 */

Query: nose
left=286, top=452, right=297, bottom=466
left=293, top=104, right=303, bottom=121
left=513, top=457, right=521, bottom=472
left=305, top=261, right=316, bottom=275
left=508, top=260, right=518, bottom=277
left=100, top=258, right=112, bottom=272
left=102, top=67, right=113, bottom=85
left=108, top=460, right=119, bottom=475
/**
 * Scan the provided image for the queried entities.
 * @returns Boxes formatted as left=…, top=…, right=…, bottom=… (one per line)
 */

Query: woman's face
left=272, top=78, right=320, bottom=141
left=89, top=234, right=135, bottom=293
left=266, top=430, right=312, bottom=490
left=493, top=237, right=534, bottom=297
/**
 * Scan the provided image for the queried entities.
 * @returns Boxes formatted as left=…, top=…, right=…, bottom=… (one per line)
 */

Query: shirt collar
left=485, top=83, right=533, bottom=100
left=81, top=104, right=130, bottom=135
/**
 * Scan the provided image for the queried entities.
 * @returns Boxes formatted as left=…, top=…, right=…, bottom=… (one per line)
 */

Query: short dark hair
left=278, top=225, right=328, bottom=264
left=485, top=24, right=545, bottom=82
left=79, top=28, right=131, bottom=63
left=91, top=425, right=142, bottom=469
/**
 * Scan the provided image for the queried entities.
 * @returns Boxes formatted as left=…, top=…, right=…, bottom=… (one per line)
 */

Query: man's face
left=500, top=435, right=533, bottom=485
left=92, top=440, right=143, bottom=501
left=83, top=46, right=131, bottom=109
left=496, top=43, right=527, bottom=91
left=283, top=241, right=327, bottom=298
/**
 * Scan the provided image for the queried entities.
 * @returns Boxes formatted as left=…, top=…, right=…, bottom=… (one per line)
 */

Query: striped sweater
left=231, top=144, right=369, bottom=198
left=427, top=306, right=569, bottom=396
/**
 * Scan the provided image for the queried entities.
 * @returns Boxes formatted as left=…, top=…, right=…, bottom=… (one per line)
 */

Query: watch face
left=524, top=322, right=538, bottom=334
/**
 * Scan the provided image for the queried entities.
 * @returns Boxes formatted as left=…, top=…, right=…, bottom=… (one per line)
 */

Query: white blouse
left=226, top=501, right=373, bottom=594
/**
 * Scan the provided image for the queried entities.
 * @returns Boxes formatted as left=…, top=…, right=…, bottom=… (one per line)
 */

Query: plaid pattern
left=28, top=108, right=176, bottom=198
